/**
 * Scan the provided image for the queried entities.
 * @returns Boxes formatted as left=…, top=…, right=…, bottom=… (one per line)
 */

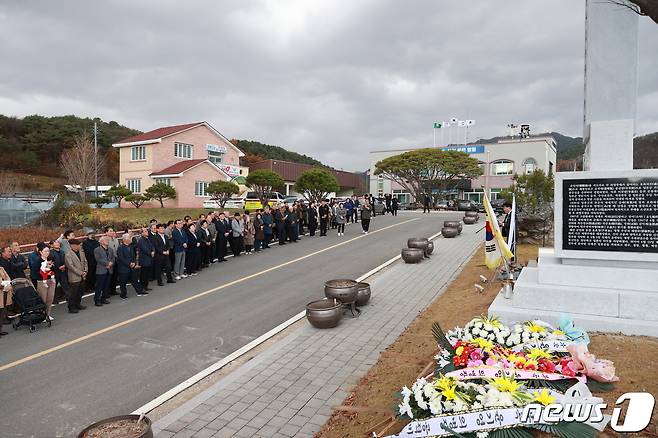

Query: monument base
left=489, top=248, right=658, bottom=337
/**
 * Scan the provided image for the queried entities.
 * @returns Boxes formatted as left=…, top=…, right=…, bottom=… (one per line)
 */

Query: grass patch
left=92, top=208, right=217, bottom=226
left=1, top=172, right=65, bottom=192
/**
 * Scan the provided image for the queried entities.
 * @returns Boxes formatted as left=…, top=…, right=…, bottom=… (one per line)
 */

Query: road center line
left=0, top=217, right=420, bottom=373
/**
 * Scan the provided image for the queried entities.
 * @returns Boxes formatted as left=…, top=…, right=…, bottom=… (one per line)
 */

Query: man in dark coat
left=307, top=202, right=318, bottom=236
left=214, top=212, right=229, bottom=262
left=261, top=206, right=273, bottom=248
left=500, top=202, right=513, bottom=239
left=285, top=206, right=298, bottom=242
left=82, top=231, right=100, bottom=293
left=0, top=246, right=24, bottom=279
left=384, top=193, right=392, bottom=214
left=499, top=201, right=515, bottom=259
left=318, top=200, right=330, bottom=236
left=9, top=242, right=28, bottom=278
left=351, top=195, right=360, bottom=223
left=137, top=227, right=155, bottom=291
left=274, top=206, right=287, bottom=245
left=153, top=224, right=175, bottom=286
left=50, top=240, right=68, bottom=303
left=116, top=234, right=145, bottom=298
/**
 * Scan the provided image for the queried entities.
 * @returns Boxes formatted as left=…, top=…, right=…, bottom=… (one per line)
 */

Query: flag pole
left=433, top=126, right=436, bottom=148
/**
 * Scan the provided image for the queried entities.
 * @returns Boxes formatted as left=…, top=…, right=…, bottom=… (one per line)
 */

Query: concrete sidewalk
left=154, top=223, right=482, bottom=437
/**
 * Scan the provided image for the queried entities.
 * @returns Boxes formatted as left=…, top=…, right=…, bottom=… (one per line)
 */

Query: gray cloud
left=1, top=0, right=656, bottom=170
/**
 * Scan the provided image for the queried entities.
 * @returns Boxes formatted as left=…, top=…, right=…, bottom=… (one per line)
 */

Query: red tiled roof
left=150, top=159, right=208, bottom=176
left=116, top=122, right=204, bottom=144
left=248, top=159, right=364, bottom=189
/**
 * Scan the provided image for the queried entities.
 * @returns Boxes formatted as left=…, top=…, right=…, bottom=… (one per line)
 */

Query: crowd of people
left=0, top=194, right=395, bottom=337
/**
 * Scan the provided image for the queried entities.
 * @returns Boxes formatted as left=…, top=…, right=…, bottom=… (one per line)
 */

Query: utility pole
left=94, top=122, right=98, bottom=198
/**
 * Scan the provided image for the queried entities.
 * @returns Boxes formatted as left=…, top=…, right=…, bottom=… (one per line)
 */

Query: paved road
left=0, top=212, right=464, bottom=437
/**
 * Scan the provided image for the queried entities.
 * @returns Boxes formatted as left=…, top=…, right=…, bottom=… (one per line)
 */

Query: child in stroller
left=11, top=277, right=51, bottom=332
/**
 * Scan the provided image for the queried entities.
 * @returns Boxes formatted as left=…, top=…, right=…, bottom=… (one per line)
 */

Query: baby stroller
left=11, top=278, right=50, bottom=332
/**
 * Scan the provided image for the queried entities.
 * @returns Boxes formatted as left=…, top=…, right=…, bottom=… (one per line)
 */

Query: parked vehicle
left=490, top=197, right=506, bottom=214
left=400, top=202, right=418, bottom=210
left=284, top=196, right=309, bottom=206
left=436, top=199, right=456, bottom=211
left=456, top=199, right=478, bottom=211
left=202, top=197, right=245, bottom=209
left=244, top=191, right=286, bottom=210
left=372, top=199, right=386, bottom=214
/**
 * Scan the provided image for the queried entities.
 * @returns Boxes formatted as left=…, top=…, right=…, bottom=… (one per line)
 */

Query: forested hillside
left=0, top=115, right=138, bottom=180
left=0, top=115, right=327, bottom=185
left=231, top=139, right=324, bottom=166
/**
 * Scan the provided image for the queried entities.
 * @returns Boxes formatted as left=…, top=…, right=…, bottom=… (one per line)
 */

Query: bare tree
left=609, top=0, right=658, bottom=25
left=60, top=132, right=106, bottom=202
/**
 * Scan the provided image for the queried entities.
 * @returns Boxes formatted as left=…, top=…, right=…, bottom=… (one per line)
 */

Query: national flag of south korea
left=450, top=117, right=458, bottom=124
left=458, top=120, right=466, bottom=127
left=466, top=120, right=475, bottom=126
left=484, top=220, right=501, bottom=270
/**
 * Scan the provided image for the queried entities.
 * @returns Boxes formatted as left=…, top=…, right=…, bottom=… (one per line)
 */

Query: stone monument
left=490, top=0, right=658, bottom=336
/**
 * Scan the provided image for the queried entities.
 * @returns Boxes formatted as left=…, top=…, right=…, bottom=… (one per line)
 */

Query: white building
left=368, top=136, right=557, bottom=203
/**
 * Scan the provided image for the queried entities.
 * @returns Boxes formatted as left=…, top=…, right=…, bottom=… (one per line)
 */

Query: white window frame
left=392, top=190, right=410, bottom=204
left=154, top=177, right=171, bottom=186
left=174, top=142, right=193, bottom=159
left=131, top=145, right=146, bottom=161
left=491, top=160, right=514, bottom=176
left=490, top=188, right=503, bottom=200
left=126, top=178, right=141, bottom=193
left=522, top=158, right=537, bottom=175
left=207, top=150, right=224, bottom=165
left=195, top=181, right=210, bottom=197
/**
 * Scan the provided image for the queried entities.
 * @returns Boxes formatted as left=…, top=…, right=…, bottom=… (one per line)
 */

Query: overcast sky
left=1, top=1, right=657, bottom=170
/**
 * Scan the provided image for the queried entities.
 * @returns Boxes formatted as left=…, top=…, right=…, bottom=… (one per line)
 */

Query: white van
left=202, top=197, right=245, bottom=209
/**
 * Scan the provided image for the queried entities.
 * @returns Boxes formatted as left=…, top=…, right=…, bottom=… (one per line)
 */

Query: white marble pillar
left=583, top=0, right=639, bottom=171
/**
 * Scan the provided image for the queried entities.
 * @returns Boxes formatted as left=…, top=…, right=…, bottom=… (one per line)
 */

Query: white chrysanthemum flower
left=423, top=383, right=440, bottom=401
left=472, top=328, right=480, bottom=336
left=398, top=401, right=414, bottom=418
left=483, top=323, right=493, bottom=331
left=414, top=387, right=428, bottom=410
left=429, top=397, right=444, bottom=415
left=477, top=432, right=489, bottom=438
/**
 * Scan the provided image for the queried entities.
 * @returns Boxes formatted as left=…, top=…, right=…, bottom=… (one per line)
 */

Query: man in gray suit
left=64, top=239, right=88, bottom=313
left=94, top=236, right=115, bottom=306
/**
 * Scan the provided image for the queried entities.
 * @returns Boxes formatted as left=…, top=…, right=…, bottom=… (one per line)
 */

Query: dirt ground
left=315, top=244, right=658, bottom=438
